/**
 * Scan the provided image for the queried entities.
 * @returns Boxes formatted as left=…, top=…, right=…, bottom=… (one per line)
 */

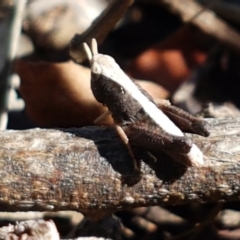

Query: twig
left=199, top=0, right=240, bottom=26
left=69, top=0, right=134, bottom=63
left=0, top=0, right=27, bottom=130
left=159, top=0, right=240, bottom=55
left=0, top=118, right=239, bottom=219
left=171, top=203, right=222, bottom=240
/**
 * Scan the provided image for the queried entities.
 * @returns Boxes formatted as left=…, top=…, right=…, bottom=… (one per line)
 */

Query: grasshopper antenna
left=91, top=38, right=98, bottom=55
left=83, top=42, right=93, bottom=64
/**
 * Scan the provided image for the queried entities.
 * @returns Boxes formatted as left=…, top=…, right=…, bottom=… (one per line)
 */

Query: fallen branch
left=199, top=0, right=240, bottom=26
left=159, top=0, right=240, bottom=55
left=0, top=0, right=27, bottom=129
left=0, top=118, right=239, bottom=219
left=69, top=0, right=133, bottom=63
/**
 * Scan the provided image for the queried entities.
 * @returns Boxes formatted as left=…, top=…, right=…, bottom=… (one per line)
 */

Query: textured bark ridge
left=0, top=118, right=239, bottom=218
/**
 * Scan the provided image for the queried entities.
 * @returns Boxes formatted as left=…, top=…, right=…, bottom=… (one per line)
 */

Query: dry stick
left=159, top=0, right=240, bottom=55
left=69, top=0, right=134, bottom=63
left=0, top=118, right=239, bottom=219
left=0, top=0, right=27, bottom=130
left=200, top=0, right=240, bottom=26
left=171, top=203, right=223, bottom=240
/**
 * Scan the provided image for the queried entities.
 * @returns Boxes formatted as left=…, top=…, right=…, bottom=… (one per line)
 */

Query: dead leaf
left=17, top=60, right=108, bottom=127
left=126, top=26, right=209, bottom=92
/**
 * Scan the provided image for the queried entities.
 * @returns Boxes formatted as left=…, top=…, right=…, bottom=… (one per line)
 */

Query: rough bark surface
left=0, top=118, right=239, bottom=218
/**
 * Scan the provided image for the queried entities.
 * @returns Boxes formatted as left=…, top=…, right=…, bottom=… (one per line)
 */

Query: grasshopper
left=83, top=39, right=210, bottom=171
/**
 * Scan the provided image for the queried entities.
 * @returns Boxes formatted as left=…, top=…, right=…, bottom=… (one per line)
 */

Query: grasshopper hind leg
left=114, top=124, right=141, bottom=173
left=94, top=111, right=141, bottom=172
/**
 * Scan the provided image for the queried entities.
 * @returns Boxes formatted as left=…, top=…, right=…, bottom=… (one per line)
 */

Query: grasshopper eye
left=92, top=61, right=102, bottom=75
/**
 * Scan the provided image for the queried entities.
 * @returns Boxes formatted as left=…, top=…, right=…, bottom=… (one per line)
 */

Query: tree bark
left=0, top=118, right=239, bottom=219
